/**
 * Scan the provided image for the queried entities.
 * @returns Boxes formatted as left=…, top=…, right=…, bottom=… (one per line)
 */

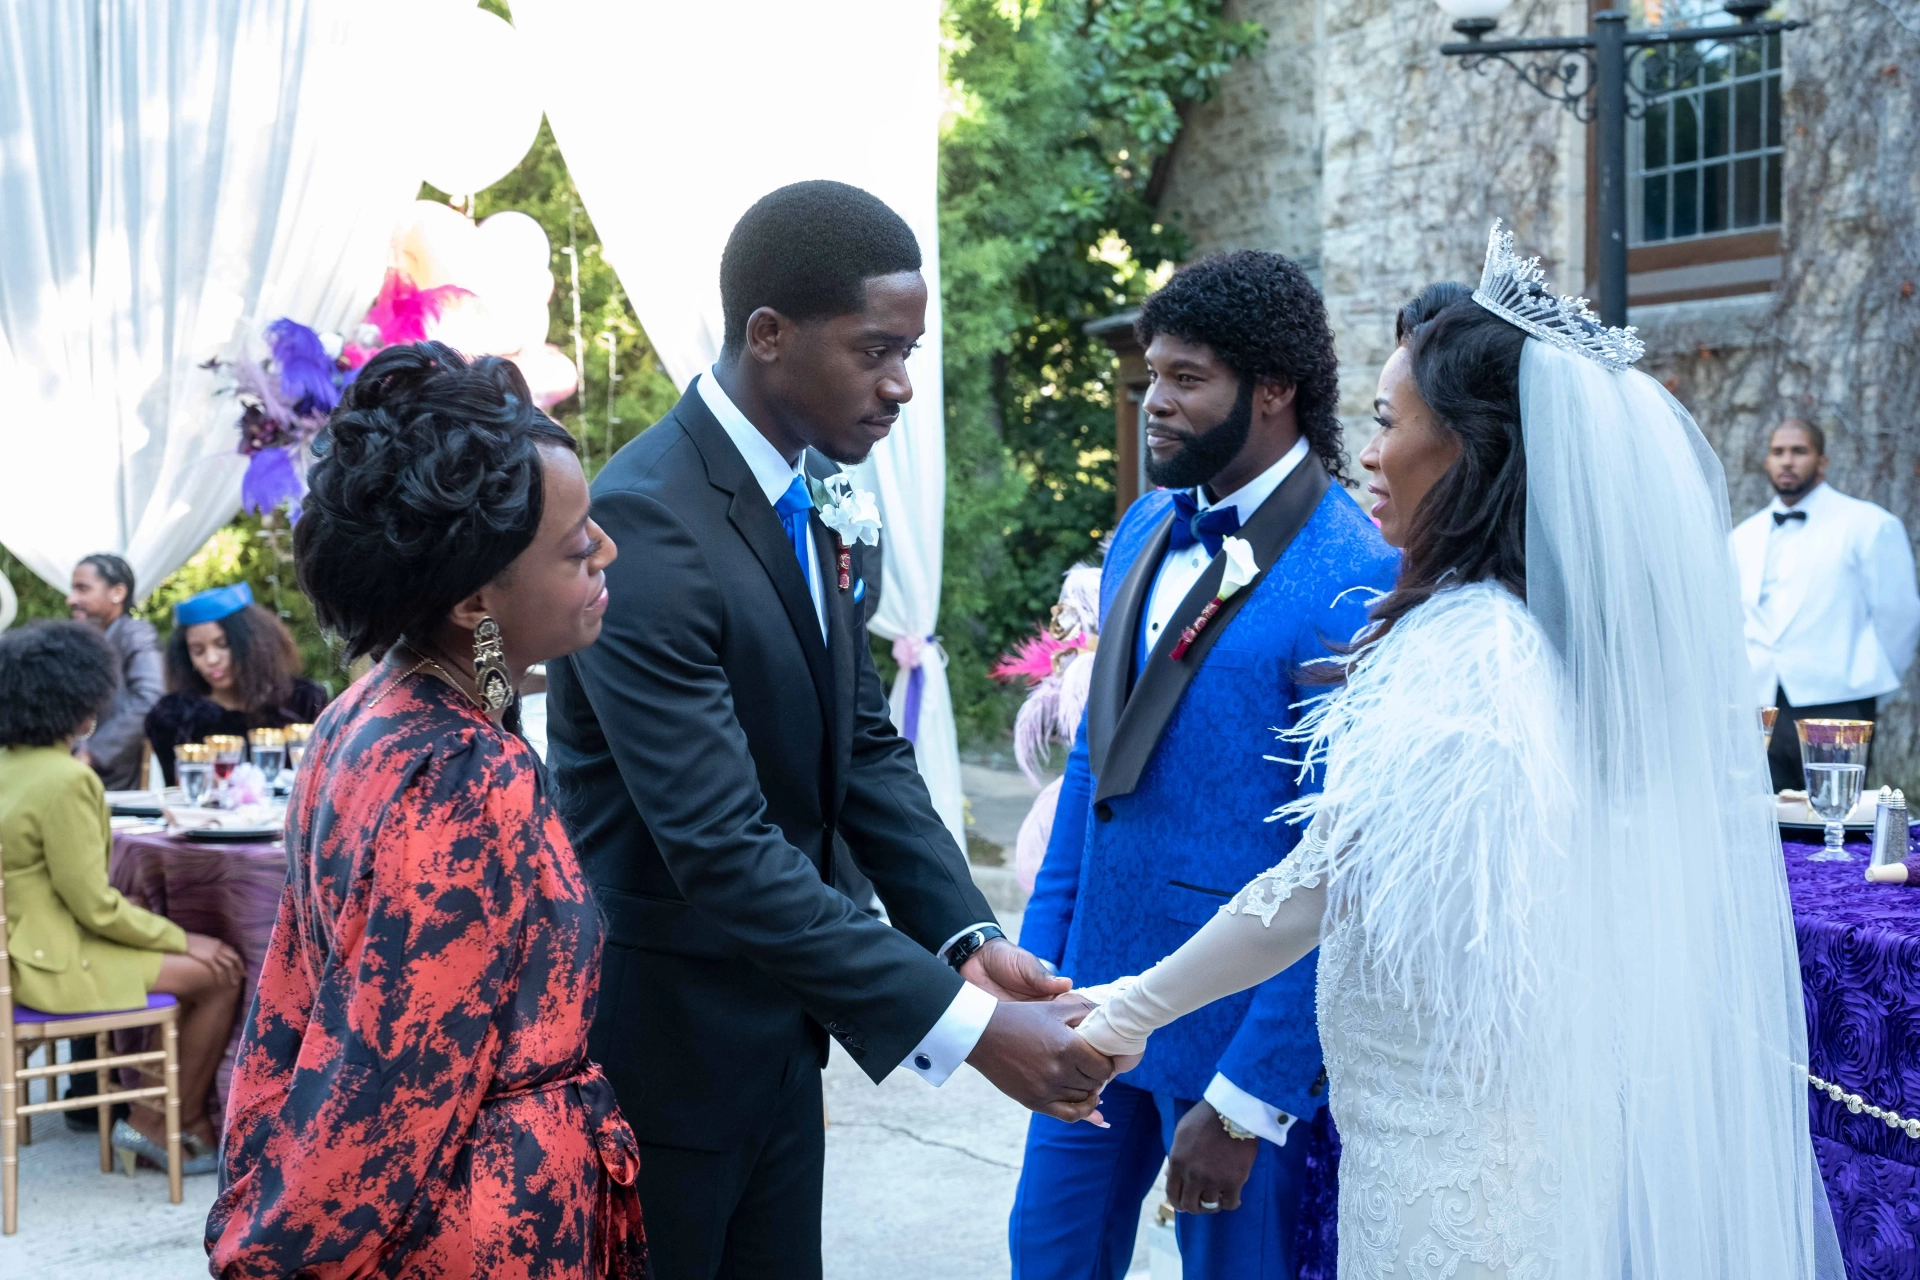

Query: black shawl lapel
left=1092, top=456, right=1332, bottom=805
left=806, top=453, right=860, bottom=814
left=680, top=389, right=839, bottom=734
left=1085, top=512, right=1174, bottom=781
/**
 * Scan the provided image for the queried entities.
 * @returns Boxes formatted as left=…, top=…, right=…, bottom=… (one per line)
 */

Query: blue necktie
left=774, top=476, right=814, bottom=579
left=1166, top=491, right=1242, bottom=558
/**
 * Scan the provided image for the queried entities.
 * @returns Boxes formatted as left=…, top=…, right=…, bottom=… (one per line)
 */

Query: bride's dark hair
left=1348, top=289, right=1530, bottom=661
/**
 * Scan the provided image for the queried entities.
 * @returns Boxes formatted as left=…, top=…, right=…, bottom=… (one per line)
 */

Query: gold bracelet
left=1219, top=1112, right=1256, bottom=1141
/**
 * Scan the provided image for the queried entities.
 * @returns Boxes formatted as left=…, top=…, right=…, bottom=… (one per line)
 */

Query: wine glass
left=206, top=734, right=246, bottom=804
left=1760, top=705, right=1778, bottom=754
left=174, top=742, right=214, bottom=807
left=249, top=727, right=287, bottom=790
left=1798, top=719, right=1872, bottom=862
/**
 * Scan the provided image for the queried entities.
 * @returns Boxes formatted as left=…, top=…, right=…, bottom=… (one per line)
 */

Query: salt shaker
left=1869, top=787, right=1909, bottom=870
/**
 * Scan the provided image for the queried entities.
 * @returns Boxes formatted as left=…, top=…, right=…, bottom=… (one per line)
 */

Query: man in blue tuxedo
left=1013, top=252, right=1398, bottom=1279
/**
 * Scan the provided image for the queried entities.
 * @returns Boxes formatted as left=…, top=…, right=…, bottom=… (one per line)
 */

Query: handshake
left=959, top=936, right=1131, bottom=1123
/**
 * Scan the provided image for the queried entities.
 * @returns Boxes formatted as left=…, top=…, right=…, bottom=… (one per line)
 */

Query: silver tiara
left=1470, top=220, right=1644, bottom=371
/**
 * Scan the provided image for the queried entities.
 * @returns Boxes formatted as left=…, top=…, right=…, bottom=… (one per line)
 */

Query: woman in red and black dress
left=205, top=343, right=640, bottom=1279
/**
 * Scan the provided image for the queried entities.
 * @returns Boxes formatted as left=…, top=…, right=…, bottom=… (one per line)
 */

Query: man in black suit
left=546, top=180, right=1113, bottom=1279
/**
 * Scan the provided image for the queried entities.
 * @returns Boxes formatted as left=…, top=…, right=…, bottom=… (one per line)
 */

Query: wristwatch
left=1219, top=1112, right=1257, bottom=1141
left=943, top=923, right=1006, bottom=969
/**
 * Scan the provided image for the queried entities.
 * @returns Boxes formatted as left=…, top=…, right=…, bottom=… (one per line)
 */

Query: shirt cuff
left=1204, top=1072, right=1298, bottom=1147
left=901, top=980, right=998, bottom=1087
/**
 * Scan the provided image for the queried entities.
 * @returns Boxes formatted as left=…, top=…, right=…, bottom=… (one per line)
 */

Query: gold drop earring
left=472, top=616, right=513, bottom=713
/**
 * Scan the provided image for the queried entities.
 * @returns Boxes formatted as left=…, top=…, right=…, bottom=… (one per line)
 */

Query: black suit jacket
left=546, top=384, right=993, bottom=1151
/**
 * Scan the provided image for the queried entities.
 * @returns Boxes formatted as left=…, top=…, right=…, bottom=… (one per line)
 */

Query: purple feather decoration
left=241, top=446, right=303, bottom=521
left=265, top=318, right=339, bottom=416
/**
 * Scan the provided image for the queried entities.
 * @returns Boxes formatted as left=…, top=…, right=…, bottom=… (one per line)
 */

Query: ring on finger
left=1198, top=1198, right=1221, bottom=1211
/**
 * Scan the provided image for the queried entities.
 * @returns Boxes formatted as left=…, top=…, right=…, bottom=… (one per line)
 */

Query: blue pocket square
left=852, top=579, right=867, bottom=602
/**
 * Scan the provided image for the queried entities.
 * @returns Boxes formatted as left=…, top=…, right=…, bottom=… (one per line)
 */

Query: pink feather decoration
left=994, top=563, right=1105, bottom=787
left=344, top=270, right=471, bottom=366
left=992, top=631, right=1072, bottom=685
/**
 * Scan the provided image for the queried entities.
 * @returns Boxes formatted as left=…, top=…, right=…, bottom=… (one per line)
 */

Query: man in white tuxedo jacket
left=1731, top=419, right=1920, bottom=790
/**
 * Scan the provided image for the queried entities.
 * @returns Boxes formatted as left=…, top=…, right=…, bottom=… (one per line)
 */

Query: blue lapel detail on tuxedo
left=1087, top=455, right=1331, bottom=806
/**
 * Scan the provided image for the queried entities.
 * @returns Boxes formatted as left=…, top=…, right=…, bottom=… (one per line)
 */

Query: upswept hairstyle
left=718, top=180, right=922, bottom=355
left=1135, top=250, right=1348, bottom=481
left=1395, top=281, right=1473, bottom=346
left=294, top=342, right=577, bottom=661
left=78, top=552, right=136, bottom=603
left=166, top=602, right=303, bottom=715
left=0, top=620, right=118, bottom=746
left=1363, top=292, right=1530, bottom=654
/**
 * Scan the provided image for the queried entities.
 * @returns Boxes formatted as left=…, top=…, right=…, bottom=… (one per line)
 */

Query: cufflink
left=914, top=1053, right=933, bottom=1071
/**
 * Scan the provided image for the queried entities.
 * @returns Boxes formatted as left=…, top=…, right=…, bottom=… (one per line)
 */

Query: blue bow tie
left=1166, top=491, right=1242, bottom=558
left=774, top=475, right=815, bottom=575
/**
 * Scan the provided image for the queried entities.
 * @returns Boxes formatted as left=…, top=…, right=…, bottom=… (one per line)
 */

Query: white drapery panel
left=0, top=0, right=429, bottom=599
left=515, top=0, right=964, bottom=848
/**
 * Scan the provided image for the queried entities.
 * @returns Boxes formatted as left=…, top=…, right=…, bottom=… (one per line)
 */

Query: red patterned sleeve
left=209, top=738, right=530, bottom=1278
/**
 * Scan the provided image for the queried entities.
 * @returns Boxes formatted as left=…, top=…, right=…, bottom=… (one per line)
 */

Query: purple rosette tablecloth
left=108, top=829, right=287, bottom=1111
left=1784, top=832, right=1920, bottom=1280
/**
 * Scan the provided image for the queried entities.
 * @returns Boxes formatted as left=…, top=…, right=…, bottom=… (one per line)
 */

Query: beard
left=1143, top=377, right=1254, bottom=491
left=1771, top=470, right=1819, bottom=504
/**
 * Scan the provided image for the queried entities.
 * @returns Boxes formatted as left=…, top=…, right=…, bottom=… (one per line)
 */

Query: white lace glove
left=1075, top=864, right=1328, bottom=1061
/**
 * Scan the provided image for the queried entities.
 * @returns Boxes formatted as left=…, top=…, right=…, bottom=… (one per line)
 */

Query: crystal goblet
left=1798, top=719, right=1872, bottom=862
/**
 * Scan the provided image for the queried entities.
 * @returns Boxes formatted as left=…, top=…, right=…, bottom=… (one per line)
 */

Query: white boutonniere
left=1170, top=535, right=1260, bottom=660
left=808, top=473, right=882, bottom=590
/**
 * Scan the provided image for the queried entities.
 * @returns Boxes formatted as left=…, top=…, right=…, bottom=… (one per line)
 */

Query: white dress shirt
left=1141, top=436, right=1309, bottom=656
left=1730, top=482, right=1920, bottom=707
left=1143, top=434, right=1310, bottom=1145
left=699, top=370, right=997, bottom=1084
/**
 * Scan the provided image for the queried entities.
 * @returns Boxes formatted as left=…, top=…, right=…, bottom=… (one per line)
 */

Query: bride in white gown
left=1074, top=225, right=1843, bottom=1279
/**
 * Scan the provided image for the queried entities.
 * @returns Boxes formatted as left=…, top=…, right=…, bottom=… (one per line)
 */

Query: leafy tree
left=939, top=0, right=1264, bottom=743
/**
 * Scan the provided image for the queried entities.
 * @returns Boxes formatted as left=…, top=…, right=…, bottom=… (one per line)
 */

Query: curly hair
left=0, top=620, right=118, bottom=746
left=166, top=602, right=303, bottom=714
left=295, top=342, right=577, bottom=660
left=1136, top=250, right=1347, bottom=481
left=719, top=180, right=922, bottom=355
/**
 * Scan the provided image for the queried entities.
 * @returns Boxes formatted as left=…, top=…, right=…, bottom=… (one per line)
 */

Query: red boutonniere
left=1168, top=536, right=1260, bottom=660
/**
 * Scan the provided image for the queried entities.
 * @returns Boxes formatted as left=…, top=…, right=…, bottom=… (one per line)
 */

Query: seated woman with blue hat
left=144, top=583, right=328, bottom=784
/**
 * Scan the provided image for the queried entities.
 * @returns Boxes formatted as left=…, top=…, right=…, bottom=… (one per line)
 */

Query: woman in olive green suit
left=0, top=621, right=244, bottom=1173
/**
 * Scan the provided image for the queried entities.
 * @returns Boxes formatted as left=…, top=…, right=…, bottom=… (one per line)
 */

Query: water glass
left=1760, top=705, right=1778, bottom=753
left=285, top=723, right=314, bottom=774
left=249, top=727, right=287, bottom=785
left=175, top=742, right=214, bottom=807
left=1798, top=718, right=1873, bottom=862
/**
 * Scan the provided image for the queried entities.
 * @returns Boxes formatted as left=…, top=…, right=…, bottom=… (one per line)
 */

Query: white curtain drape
left=514, top=0, right=965, bottom=848
left=0, top=0, right=430, bottom=600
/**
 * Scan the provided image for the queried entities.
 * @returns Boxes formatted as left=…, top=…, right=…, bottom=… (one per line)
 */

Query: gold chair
left=0, top=854, right=182, bottom=1234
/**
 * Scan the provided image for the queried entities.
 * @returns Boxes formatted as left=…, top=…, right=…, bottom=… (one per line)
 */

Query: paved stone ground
left=0, top=763, right=1169, bottom=1278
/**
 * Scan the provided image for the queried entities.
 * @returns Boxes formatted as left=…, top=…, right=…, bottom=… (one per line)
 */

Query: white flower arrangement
left=810, top=472, right=882, bottom=547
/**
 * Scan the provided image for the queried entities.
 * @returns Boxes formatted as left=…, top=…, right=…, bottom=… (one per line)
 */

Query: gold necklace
left=394, top=646, right=486, bottom=711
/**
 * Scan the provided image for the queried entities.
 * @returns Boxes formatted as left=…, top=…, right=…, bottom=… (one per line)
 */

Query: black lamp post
left=1436, top=1, right=1805, bottom=327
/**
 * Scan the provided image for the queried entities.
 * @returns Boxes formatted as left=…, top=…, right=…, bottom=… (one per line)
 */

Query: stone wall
left=1154, top=0, right=1324, bottom=268
left=1158, top=0, right=1920, bottom=784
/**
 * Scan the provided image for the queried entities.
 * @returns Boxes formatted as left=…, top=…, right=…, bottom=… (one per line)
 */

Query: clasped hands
left=960, top=937, right=1138, bottom=1125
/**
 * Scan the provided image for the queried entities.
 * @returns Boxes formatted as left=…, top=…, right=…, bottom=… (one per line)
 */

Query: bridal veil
left=1520, top=337, right=1843, bottom=1278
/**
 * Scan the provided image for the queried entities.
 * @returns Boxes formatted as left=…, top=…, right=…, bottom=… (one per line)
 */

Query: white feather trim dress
left=1078, top=581, right=1577, bottom=1280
